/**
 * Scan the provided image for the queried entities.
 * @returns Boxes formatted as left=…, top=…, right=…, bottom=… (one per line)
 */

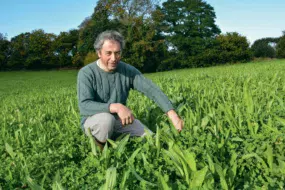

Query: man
left=77, top=30, right=183, bottom=149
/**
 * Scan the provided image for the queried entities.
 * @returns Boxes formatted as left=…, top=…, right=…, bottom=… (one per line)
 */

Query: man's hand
left=167, top=109, right=184, bottom=132
left=110, top=103, right=135, bottom=126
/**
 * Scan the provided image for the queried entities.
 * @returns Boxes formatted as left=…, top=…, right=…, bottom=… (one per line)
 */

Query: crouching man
left=77, top=30, right=183, bottom=149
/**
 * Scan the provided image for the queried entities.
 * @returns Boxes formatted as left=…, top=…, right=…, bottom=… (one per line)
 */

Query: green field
left=1, top=60, right=285, bottom=189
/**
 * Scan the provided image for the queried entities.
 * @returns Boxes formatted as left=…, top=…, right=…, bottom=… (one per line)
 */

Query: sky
left=0, top=0, right=284, bottom=44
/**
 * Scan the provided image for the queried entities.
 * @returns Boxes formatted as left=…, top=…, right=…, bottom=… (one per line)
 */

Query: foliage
left=7, top=30, right=56, bottom=70
left=251, top=37, right=279, bottom=58
left=84, top=51, right=98, bottom=66
left=159, top=0, right=221, bottom=68
left=0, top=33, right=10, bottom=70
left=99, top=0, right=167, bottom=72
left=77, top=0, right=121, bottom=57
left=53, top=29, right=79, bottom=68
left=215, top=32, right=252, bottom=63
left=1, top=60, right=285, bottom=189
left=1, top=0, right=284, bottom=71
left=276, top=31, right=285, bottom=58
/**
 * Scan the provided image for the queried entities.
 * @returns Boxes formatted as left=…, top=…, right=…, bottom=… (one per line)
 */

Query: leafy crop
left=0, top=60, right=285, bottom=189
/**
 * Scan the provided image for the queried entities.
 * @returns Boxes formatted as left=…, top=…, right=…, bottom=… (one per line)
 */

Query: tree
left=8, top=30, right=56, bottom=70
left=215, top=32, right=252, bottom=63
left=251, top=37, right=278, bottom=58
left=53, top=29, right=79, bottom=68
left=110, top=0, right=167, bottom=71
left=77, top=0, right=121, bottom=57
left=159, top=0, right=221, bottom=67
left=0, top=33, right=10, bottom=70
left=276, top=31, right=285, bottom=58
left=27, top=30, right=56, bottom=69
left=77, top=0, right=166, bottom=72
left=8, top=32, right=30, bottom=69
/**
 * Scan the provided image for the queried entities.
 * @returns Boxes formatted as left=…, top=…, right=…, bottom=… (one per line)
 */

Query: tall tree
left=0, top=33, right=10, bottom=70
left=77, top=0, right=166, bottom=72
left=251, top=37, right=279, bottom=58
left=159, top=0, right=221, bottom=67
left=276, top=31, right=285, bottom=58
left=8, top=32, right=31, bottom=69
left=53, top=29, right=79, bottom=68
left=8, top=30, right=56, bottom=69
left=109, top=0, right=166, bottom=71
left=215, top=32, right=252, bottom=63
left=26, top=30, right=56, bottom=69
left=77, top=0, right=121, bottom=57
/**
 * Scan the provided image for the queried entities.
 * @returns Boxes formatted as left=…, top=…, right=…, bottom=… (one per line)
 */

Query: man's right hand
left=110, top=103, right=135, bottom=126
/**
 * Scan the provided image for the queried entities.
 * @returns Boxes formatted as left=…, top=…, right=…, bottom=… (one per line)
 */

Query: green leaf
left=52, top=171, right=65, bottom=190
left=275, top=115, right=285, bottom=126
left=201, top=116, right=209, bottom=128
left=107, top=139, right=118, bottom=149
left=265, top=145, right=273, bottom=171
left=215, top=164, right=228, bottom=190
left=156, top=172, right=171, bottom=190
left=184, top=151, right=197, bottom=172
left=155, top=125, right=161, bottom=158
left=104, top=167, right=117, bottom=190
left=127, top=148, right=141, bottom=165
left=163, top=149, right=184, bottom=177
left=190, top=166, right=208, bottom=188
left=87, top=128, right=97, bottom=157
left=120, top=169, right=130, bottom=189
left=115, top=134, right=130, bottom=157
left=26, top=177, right=44, bottom=190
left=131, top=167, right=157, bottom=187
left=207, top=154, right=215, bottom=173
left=5, top=143, right=15, bottom=159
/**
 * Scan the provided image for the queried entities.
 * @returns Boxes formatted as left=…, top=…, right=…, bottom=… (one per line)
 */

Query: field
left=0, top=60, right=285, bottom=189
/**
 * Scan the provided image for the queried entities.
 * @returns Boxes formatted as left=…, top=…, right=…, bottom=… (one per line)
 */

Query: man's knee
left=84, top=113, right=116, bottom=142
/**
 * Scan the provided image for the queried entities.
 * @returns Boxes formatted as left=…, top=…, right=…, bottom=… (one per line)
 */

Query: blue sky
left=1, top=0, right=284, bottom=44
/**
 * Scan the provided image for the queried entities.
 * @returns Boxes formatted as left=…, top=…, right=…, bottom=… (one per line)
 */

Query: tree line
left=1, top=0, right=285, bottom=72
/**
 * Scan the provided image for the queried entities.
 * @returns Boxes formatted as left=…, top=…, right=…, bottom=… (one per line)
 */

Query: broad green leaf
left=190, top=166, right=208, bottom=188
left=115, top=134, right=129, bottom=157
left=156, top=125, right=161, bottom=157
left=275, top=115, right=285, bottom=126
left=107, top=139, right=118, bottom=149
left=265, top=145, right=273, bottom=171
left=156, top=172, right=171, bottom=190
left=207, top=153, right=215, bottom=173
left=5, top=143, right=15, bottom=158
left=120, top=169, right=130, bottom=189
left=103, top=167, right=117, bottom=190
left=201, top=116, right=209, bottom=128
left=26, top=177, right=44, bottom=190
left=215, top=164, right=228, bottom=190
left=52, top=171, right=65, bottom=190
left=131, top=167, right=156, bottom=187
left=184, top=151, right=197, bottom=172
left=127, top=148, right=141, bottom=165
left=163, top=150, right=184, bottom=177
left=87, top=128, right=97, bottom=157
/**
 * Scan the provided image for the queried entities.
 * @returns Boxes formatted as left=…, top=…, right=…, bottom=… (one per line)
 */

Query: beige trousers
left=83, top=113, right=152, bottom=142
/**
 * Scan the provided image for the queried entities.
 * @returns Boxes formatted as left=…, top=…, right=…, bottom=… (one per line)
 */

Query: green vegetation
left=0, top=0, right=264, bottom=72
left=1, top=60, right=285, bottom=189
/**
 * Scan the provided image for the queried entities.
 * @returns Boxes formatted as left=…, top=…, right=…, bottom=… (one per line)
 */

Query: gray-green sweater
left=77, top=60, right=174, bottom=125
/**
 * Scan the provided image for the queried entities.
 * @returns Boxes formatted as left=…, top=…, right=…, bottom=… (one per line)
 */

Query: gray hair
left=94, top=30, right=125, bottom=52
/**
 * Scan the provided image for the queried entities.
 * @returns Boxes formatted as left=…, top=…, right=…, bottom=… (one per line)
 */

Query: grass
left=0, top=59, right=285, bottom=189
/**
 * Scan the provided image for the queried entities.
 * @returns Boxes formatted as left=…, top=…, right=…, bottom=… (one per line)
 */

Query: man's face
left=97, top=40, right=121, bottom=72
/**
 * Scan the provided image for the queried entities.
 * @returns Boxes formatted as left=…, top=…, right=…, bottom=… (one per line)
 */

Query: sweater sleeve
left=77, top=69, right=111, bottom=116
left=132, top=69, right=174, bottom=113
